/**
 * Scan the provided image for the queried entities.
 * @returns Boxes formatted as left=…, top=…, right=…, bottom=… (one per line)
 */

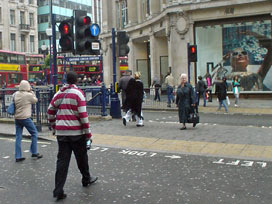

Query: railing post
left=101, top=83, right=107, bottom=116
left=35, top=88, right=42, bottom=132
left=1, top=87, right=5, bottom=113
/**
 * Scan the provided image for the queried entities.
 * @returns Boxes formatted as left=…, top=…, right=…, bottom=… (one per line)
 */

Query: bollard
left=101, top=83, right=107, bottom=116
left=35, top=88, right=42, bottom=132
left=110, top=84, right=121, bottom=118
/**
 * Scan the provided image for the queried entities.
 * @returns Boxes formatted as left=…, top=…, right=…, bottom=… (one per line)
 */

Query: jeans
left=218, top=100, right=228, bottom=113
left=198, top=92, right=206, bottom=107
left=15, top=118, right=38, bottom=159
left=166, top=86, right=174, bottom=105
left=234, top=94, right=239, bottom=105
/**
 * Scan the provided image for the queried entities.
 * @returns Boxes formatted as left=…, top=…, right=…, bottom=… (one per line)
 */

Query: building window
left=0, top=32, right=2, bottom=50
left=20, top=0, right=24, bottom=3
left=146, top=0, right=150, bottom=15
left=20, top=11, right=25, bottom=24
left=29, top=13, right=34, bottom=27
left=30, top=35, right=34, bottom=53
left=29, top=0, right=33, bottom=4
left=121, top=0, right=128, bottom=28
left=10, top=10, right=15, bottom=25
left=10, top=34, right=16, bottom=51
left=21, top=35, right=25, bottom=52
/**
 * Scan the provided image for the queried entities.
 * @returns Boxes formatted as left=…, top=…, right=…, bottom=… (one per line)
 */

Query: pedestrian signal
left=59, top=18, right=74, bottom=52
left=188, top=45, right=197, bottom=62
left=117, top=31, right=130, bottom=57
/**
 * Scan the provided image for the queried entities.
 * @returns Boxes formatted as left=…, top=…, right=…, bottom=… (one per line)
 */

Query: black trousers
left=53, top=136, right=91, bottom=196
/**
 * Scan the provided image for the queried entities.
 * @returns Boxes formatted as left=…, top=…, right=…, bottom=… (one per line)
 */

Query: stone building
left=100, top=0, right=272, bottom=92
left=0, top=0, right=38, bottom=53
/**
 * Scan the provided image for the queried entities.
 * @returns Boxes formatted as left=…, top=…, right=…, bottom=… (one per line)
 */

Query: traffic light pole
left=110, top=28, right=121, bottom=119
left=52, top=14, right=58, bottom=93
left=187, top=43, right=191, bottom=83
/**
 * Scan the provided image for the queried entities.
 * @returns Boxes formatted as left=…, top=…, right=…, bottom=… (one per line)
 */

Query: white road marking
left=3, top=156, right=10, bottom=159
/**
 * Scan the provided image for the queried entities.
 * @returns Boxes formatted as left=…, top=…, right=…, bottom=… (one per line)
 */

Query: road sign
left=90, top=24, right=100, bottom=37
left=65, top=56, right=101, bottom=62
left=91, top=42, right=100, bottom=50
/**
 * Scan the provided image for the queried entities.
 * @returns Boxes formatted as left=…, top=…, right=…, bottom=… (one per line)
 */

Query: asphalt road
left=0, top=136, right=271, bottom=204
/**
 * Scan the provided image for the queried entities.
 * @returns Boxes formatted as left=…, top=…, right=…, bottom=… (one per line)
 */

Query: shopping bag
left=7, top=102, right=15, bottom=115
left=226, top=96, right=230, bottom=105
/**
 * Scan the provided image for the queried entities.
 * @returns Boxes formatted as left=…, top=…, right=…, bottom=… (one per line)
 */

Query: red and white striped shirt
left=47, top=84, right=92, bottom=139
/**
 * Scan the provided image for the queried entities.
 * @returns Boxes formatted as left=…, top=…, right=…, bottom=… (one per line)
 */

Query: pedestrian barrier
left=0, top=85, right=110, bottom=132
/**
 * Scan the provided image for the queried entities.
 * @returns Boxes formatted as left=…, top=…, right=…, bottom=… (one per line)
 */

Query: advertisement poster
left=196, top=19, right=272, bottom=91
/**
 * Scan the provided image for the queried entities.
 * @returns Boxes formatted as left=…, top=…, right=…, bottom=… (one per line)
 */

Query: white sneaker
left=234, top=104, right=238, bottom=107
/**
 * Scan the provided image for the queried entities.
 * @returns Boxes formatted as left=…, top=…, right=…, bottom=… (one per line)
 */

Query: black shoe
left=122, top=118, right=126, bottom=126
left=32, top=153, right=43, bottom=159
left=136, top=124, right=144, bottom=127
left=54, top=193, right=67, bottom=201
left=180, top=127, right=186, bottom=130
left=83, top=176, right=98, bottom=187
left=16, top=157, right=25, bottom=162
left=193, top=123, right=197, bottom=127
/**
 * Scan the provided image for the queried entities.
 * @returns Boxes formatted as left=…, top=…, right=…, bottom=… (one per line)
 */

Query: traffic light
left=59, top=18, right=74, bottom=52
left=188, top=45, right=197, bottom=62
left=117, top=31, right=130, bottom=57
left=74, top=10, right=100, bottom=55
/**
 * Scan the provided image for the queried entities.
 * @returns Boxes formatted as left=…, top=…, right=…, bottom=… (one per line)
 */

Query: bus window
left=8, top=73, right=22, bottom=84
left=10, top=54, right=18, bottom=64
left=18, top=55, right=26, bottom=64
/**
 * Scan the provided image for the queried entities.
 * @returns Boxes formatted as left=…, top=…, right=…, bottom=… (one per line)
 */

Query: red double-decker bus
left=0, top=50, right=27, bottom=88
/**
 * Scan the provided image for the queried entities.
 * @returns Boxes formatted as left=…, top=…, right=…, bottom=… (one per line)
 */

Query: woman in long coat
left=176, top=74, right=196, bottom=130
left=123, top=72, right=144, bottom=127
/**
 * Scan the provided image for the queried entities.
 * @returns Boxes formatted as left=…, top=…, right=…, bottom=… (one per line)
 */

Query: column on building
left=127, top=0, right=138, bottom=26
left=168, top=26, right=190, bottom=86
left=149, top=34, right=168, bottom=87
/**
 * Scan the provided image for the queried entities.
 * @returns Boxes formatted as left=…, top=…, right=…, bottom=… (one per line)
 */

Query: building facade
left=0, top=0, right=38, bottom=53
left=101, top=0, right=272, bottom=92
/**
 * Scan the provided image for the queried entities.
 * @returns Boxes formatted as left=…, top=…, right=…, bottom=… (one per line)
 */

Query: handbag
left=7, top=93, right=16, bottom=115
left=187, top=106, right=199, bottom=124
left=7, top=102, right=15, bottom=115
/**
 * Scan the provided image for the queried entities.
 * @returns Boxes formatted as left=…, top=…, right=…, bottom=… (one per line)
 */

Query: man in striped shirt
left=48, top=71, right=98, bottom=201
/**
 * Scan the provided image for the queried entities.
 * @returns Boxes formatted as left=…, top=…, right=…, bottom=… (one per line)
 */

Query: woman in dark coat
left=176, top=73, right=196, bottom=130
left=123, top=72, right=144, bottom=127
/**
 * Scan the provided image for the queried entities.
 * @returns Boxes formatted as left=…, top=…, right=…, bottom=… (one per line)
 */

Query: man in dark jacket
left=215, top=77, right=228, bottom=113
left=118, top=70, right=132, bottom=112
left=196, top=76, right=207, bottom=107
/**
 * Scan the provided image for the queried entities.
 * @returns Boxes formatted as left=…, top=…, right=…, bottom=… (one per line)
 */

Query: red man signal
left=59, top=19, right=74, bottom=52
left=188, top=45, right=197, bottom=62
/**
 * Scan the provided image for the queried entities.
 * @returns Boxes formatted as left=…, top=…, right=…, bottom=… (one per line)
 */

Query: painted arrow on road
left=165, top=155, right=181, bottom=159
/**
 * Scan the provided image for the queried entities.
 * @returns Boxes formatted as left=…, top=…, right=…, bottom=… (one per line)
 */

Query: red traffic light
left=77, top=16, right=91, bottom=26
left=83, top=16, right=91, bottom=25
left=191, top=46, right=196, bottom=53
left=59, top=22, right=72, bottom=35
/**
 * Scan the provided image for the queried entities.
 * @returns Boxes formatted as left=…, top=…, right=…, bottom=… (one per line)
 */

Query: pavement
left=0, top=97, right=271, bottom=162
